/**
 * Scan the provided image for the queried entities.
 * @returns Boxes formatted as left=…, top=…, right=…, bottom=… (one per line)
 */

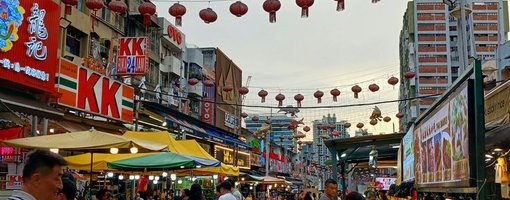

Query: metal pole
left=265, top=108, right=272, bottom=177
left=331, top=150, right=338, bottom=183
left=457, top=0, right=470, bottom=73
left=474, top=60, right=486, bottom=199
left=42, top=118, right=48, bottom=135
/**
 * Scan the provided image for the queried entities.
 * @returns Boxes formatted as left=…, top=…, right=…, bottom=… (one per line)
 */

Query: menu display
left=414, top=83, right=471, bottom=187
left=402, top=126, right=414, bottom=182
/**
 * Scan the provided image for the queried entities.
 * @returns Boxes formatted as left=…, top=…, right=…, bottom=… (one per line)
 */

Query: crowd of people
left=6, top=150, right=387, bottom=200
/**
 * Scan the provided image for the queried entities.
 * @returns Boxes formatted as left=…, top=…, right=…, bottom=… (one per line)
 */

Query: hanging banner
left=56, top=59, right=134, bottom=122
left=116, top=37, right=149, bottom=76
left=0, top=0, right=60, bottom=94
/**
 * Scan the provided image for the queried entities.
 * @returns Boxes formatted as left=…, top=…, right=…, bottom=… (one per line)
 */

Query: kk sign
left=56, top=59, right=134, bottom=122
left=117, top=37, right=149, bottom=76
left=0, top=0, right=60, bottom=93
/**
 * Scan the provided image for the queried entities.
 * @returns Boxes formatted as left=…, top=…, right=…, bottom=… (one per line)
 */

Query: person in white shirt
left=226, top=178, right=244, bottom=200
left=9, top=150, right=67, bottom=200
left=218, top=181, right=237, bottom=200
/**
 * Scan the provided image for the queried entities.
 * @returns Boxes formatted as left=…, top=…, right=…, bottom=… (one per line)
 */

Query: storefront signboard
left=0, top=0, right=60, bottom=93
left=224, top=112, right=237, bottom=129
left=56, top=59, right=134, bottom=122
left=402, top=126, right=415, bottom=182
left=413, top=82, right=472, bottom=187
left=116, top=37, right=149, bottom=76
left=214, top=146, right=250, bottom=169
left=484, top=80, right=510, bottom=126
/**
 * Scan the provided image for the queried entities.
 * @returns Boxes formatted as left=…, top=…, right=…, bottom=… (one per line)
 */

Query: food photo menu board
left=413, top=82, right=472, bottom=187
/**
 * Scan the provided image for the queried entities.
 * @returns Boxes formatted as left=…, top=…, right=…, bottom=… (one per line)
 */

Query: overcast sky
left=154, top=0, right=409, bottom=138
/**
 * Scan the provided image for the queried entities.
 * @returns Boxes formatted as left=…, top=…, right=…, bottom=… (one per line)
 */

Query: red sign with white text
left=201, top=99, right=214, bottom=125
left=167, top=25, right=182, bottom=45
left=0, top=0, right=60, bottom=93
left=117, top=37, right=149, bottom=76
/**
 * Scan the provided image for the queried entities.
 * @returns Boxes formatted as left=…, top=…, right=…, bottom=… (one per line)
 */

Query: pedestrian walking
left=218, top=181, right=237, bottom=200
left=226, top=179, right=244, bottom=200
left=56, top=172, right=77, bottom=200
left=8, top=150, right=67, bottom=200
left=319, top=179, right=338, bottom=200
left=345, top=192, right=364, bottom=200
left=189, top=183, right=205, bottom=200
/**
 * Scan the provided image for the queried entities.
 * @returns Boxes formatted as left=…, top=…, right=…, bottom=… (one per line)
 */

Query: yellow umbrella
left=65, top=153, right=155, bottom=171
left=3, top=129, right=167, bottom=151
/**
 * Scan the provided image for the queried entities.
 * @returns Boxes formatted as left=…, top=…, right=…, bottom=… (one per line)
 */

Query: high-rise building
left=399, top=0, right=509, bottom=130
left=245, top=115, right=296, bottom=148
left=312, top=114, right=347, bottom=166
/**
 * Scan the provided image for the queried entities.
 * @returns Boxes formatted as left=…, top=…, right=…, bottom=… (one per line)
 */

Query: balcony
left=187, top=81, right=203, bottom=97
left=161, top=55, right=181, bottom=76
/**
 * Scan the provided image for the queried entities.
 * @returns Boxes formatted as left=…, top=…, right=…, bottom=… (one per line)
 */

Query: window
left=115, top=14, right=125, bottom=31
left=66, top=27, right=83, bottom=56
left=101, top=8, right=111, bottom=23
left=76, top=0, right=85, bottom=12
left=449, top=26, right=457, bottom=31
left=146, top=59, right=160, bottom=85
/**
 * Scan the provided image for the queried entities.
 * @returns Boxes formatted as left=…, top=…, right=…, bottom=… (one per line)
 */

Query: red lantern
left=388, top=76, right=399, bottom=87
left=263, top=0, right=281, bottom=23
left=329, top=124, right=336, bottom=130
left=372, top=0, right=381, bottom=3
left=370, top=119, right=378, bottom=126
left=62, top=0, right=79, bottom=15
left=351, top=85, right=362, bottom=99
left=288, top=124, right=296, bottom=130
left=108, top=0, right=128, bottom=14
left=169, top=3, right=187, bottom=26
left=199, top=8, right=217, bottom=24
left=139, top=1, right=156, bottom=26
left=335, top=0, right=345, bottom=11
left=258, top=90, right=268, bottom=103
left=330, top=88, right=341, bottom=102
left=241, top=113, right=248, bottom=118
left=275, top=93, right=285, bottom=107
left=314, top=90, right=324, bottom=104
left=311, top=152, right=316, bottom=155
left=279, top=136, right=285, bottom=141
left=368, top=84, right=379, bottom=92
left=86, top=0, right=103, bottom=11
left=288, top=136, right=294, bottom=141
left=230, top=1, right=248, bottom=17
left=296, top=0, right=314, bottom=18
left=297, top=140, right=303, bottom=145
left=304, top=151, right=308, bottom=155
left=396, top=113, right=404, bottom=119
left=188, top=78, right=199, bottom=86
left=404, top=71, right=416, bottom=80
left=303, top=126, right=311, bottom=132
left=383, top=116, right=391, bottom=122
left=344, top=122, right=351, bottom=128
left=252, top=116, right=259, bottom=122
left=223, top=85, right=233, bottom=92
left=356, top=123, right=364, bottom=129
left=265, top=119, right=272, bottom=124
left=239, top=87, right=249, bottom=96
left=317, top=143, right=322, bottom=147
left=204, top=80, right=215, bottom=87
left=294, top=94, right=304, bottom=107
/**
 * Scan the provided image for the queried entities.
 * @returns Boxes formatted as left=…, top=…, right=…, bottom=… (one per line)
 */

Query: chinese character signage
left=224, top=112, right=237, bottom=129
left=214, top=146, right=250, bottom=169
left=0, top=0, right=59, bottom=93
left=116, top=37, right=149, bottom=76
left=56, top=59, right=134, bottom=123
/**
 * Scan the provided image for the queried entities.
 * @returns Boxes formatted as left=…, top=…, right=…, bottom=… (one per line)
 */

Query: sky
left=154, top=0, right=410, bottom=139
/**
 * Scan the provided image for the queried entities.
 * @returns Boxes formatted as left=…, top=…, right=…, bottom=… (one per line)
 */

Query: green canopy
left=107, top=152, right=220, bottom=171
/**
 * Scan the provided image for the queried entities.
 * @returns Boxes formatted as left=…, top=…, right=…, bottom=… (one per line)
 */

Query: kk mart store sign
left=55, top=59, right=134, bottom=122
left=214, top=145, right=250, bottom=169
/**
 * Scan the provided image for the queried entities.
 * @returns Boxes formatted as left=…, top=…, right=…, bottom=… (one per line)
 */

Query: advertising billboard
left=402, top=126, right=415, bottom=182
left=414, top=81, right=473, bottom=187
left=56, top=59, right=134, bottom=123
left=116, top=37, right=149, bottom=75
left=0, top=0, right=60, bottom=94
left=375, top=177, right=397, bottom=190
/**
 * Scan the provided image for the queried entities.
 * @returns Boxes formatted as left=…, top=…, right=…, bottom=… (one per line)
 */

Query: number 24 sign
left=116, top=37, right=149, bottom=76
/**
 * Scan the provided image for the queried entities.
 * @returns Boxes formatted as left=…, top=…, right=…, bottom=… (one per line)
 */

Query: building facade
left=399, top=0, right=509, bottom=130
left=312, top=114, right=347, bottom=166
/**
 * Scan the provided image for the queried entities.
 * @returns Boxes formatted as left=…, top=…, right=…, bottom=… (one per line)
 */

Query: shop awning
left=141, top=101, right=248, bottom=149
left=0, top=90, right=63, bottom=119
left=0, top=100, right=24, bottom=129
